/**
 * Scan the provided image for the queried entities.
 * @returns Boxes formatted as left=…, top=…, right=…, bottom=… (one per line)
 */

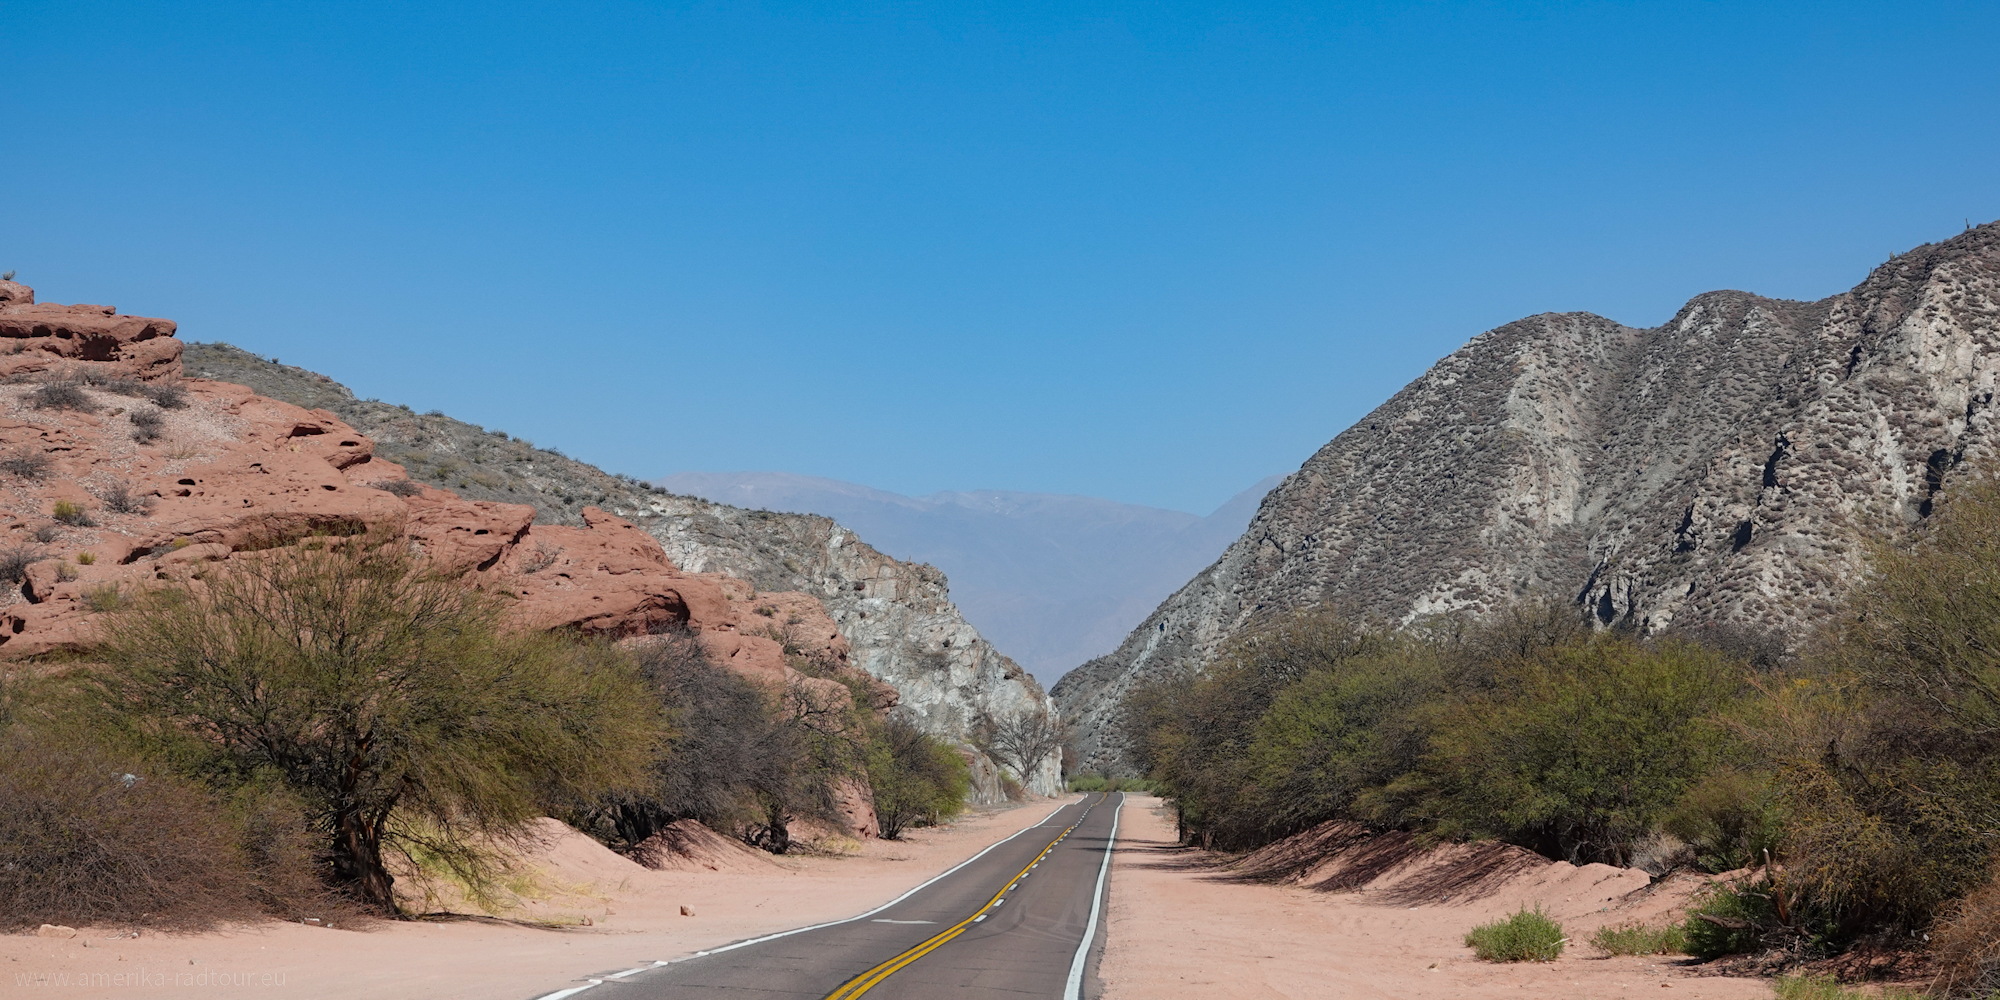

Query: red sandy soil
left=1100, top=796, right=1777, bottom=1000
left=0, top=799, right=1067, bottom=1000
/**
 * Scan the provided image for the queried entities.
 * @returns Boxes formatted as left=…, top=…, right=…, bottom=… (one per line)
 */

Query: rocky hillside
left=182, top=344, right=1061, bottom=796
left=1056, top=221, right=2000, bottom=773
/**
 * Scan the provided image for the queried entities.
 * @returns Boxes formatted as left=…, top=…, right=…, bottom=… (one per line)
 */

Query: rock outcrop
left=1056, top=221, right=2000, bottom=773
left=0, top=280, right=182, bottom=382
left=180, top=345, right=1063, bottom=796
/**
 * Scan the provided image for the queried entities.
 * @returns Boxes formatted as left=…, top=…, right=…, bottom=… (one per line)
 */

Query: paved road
left=548, top=792, right=1124, bottom=1000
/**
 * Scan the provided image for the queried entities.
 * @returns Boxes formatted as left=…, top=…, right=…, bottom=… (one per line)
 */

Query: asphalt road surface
left=540, top=792, right=1125, bottom=1000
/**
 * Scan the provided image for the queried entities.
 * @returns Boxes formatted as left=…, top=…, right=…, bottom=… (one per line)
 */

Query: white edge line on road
left=1062, top=792, right=1124, bottom=1000
left=527, top=797, right=1081, bottom=1000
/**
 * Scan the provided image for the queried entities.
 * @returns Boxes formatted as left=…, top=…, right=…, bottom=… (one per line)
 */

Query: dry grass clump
left=374, top=479, right=424, bottom=498
left=1464, top=905, right=1565, bottom=962
left=89, top=374, right=189, bottom=410
left=1772, top=973, right=1920, bottom=1000
left=1590, top=920, right=1688, bottom=956
left=0, top=724, right=334, bottom=931
left=1931, top=875, right=2000, bottom=998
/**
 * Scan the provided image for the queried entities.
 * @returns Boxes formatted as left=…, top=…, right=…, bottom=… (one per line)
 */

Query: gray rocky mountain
left=652, top=471, right=1283, bottom=683
left=1055, top=221, right=2000, bottom=774
left=181, top=344, right=1061, bottom=796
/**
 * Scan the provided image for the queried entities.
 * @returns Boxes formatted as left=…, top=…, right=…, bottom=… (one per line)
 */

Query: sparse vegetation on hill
left=1122, top=466, right=2000, bottom=975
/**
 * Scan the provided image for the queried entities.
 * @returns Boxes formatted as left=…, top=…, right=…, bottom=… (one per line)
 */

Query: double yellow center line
left=821, top=794, right=1105, bottom=1000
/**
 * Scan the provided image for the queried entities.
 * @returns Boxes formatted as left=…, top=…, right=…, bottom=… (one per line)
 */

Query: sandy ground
left=1099, top=796, right=1776, bottom=1000
left=1, top=798, right=1070, bottom=1000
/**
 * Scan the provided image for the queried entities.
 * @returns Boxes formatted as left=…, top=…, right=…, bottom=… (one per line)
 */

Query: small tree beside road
left=970, top=706, right=1070, bottom=789
left=95, top=537, right=660, bottom=915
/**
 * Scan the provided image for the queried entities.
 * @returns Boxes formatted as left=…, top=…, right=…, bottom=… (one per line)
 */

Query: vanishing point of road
left=534, top=792, right=1126, bottom=1000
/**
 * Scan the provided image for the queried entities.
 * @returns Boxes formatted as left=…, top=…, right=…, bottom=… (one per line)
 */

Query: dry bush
left=0, top=544, right=42, bottom=582
left=375, top=479, right=423, bottom=498
left=30, top=379, right=96, bottom=413
left=98, top=479, right=153, bottom=515
left=518, top=541, right=561, bottom=573
left=1931, top=875, right=2000, bottom=998
left=93, top=374, right=189, bottom=410
left=0, top=447, right=51, bottom=478
left=145, top=382, right=188, bottom=409
left=129, top=406, right=166, bottom=442
left=0, top=725, right=330, bottom=931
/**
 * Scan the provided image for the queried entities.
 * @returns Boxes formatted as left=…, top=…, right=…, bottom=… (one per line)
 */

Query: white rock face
left=1055, top=222, right=2000, bottom=774
left=638, top=500, right=1064, bottom=796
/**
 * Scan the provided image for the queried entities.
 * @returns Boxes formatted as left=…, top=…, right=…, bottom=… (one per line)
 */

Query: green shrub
left=1664, top=767, right=1785, bottom=873
left=1403, top=636, right=1744, bottom=864
left=1729, top=469, right=2000, bottom=941
left=1246, top=642, right=1446, bottom=834
left=1120, top=610, right=1391, bottom=849
left=1771, top=973, right=1909, bottom=1000
left=1682, top=879, right=1782, bottom=959
left=1589, top=920, right=1688, bottom=956
left=1067, top=774, right=1157, bottom=793
left=52, top=499, right=96, bottom=527
left=1464, top=905, right=1565, bottom=962
left=869, top=716, right=970, bottom=839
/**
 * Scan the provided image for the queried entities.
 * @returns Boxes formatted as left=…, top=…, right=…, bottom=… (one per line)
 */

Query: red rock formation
left=0, top=282, right=181, bottom=381
left=0, top=283, right=887, bottom=837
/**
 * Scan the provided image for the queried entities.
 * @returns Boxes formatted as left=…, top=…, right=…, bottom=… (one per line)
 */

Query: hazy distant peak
left=653, top=470, right=931, bottom=512
left=649, top=469, right=1282, bottom=682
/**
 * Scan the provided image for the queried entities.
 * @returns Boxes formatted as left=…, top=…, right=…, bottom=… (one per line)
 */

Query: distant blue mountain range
left=650, top=471, right=1284, bottom=684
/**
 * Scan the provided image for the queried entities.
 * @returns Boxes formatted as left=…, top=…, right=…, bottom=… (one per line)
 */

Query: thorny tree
left=95, top=537, right=658, bottom=915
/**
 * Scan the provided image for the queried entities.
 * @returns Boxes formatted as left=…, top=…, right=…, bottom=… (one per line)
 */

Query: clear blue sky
left=6, top=2, right=1996, bottom=514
